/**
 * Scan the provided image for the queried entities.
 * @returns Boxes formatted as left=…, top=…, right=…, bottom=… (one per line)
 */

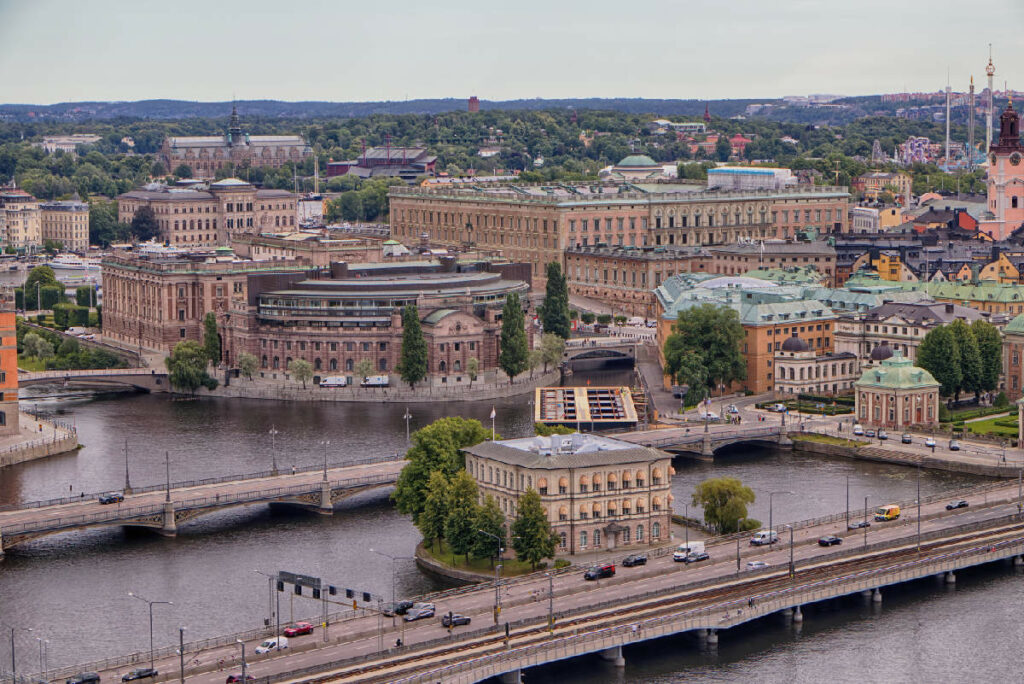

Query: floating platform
left=535, top=386, right=638, bottom=429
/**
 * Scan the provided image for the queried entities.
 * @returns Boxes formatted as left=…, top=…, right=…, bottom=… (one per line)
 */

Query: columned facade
left=854, top=351, right=940, bottom=428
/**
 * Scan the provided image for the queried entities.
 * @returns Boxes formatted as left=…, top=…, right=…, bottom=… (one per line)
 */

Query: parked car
left=700, top=411, right=720, bottom=421
left=901, top=433, right=913, bottom=444
left=622, top=553, right=647, bottom=567
left=121, top=669, right=157, bottom=682
left=848, top=520, right=871, bottom=530
left=441, top=613, right=471, bottom=627
left=865, top=429, right=876, bottom=438
left=726, top=404, right=739, bottom=414
left=67, top=674, right=100, bottom=684
left=948, top=439, right=961, bottom=451
left=254, top=636, right=288, bottom=654
left=768, top=403, right=787, bottom=413
left=584, top=563, right=616, bottom=580
left=382, top=601, right=414, bottom=617
left=877, top=430, right=889, bottom=440
left=404, top=603, right=435, bottom=621
left=746, top=560, right=769, bottom=570
left=853, top=424, right=864, bottom=436
left=683, top=551, right=710, bottom=564
left=946, top=499, right=969, bottom=510
left=925, top=437, right=936, bottom=448
left=98, top=492, right=124, bottom=505
left=225, top=675, right=254, bottom=683
left=283, top=621, right=313, bottom=637
left=818, top=535, right=843, bottom=547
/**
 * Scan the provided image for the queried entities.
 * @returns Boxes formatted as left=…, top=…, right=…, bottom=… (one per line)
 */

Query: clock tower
left=980, top=100, right=1024, bottom=240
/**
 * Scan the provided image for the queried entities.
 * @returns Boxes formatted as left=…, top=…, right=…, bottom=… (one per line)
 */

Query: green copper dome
left=617, top=154, right=658, bottom=167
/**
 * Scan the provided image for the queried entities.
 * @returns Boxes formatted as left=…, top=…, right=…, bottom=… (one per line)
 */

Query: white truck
left=319, top=376, right=348, bottom=388
left=672, top=541, right=705, bottom=561
left=360, top=375, right=389, bottom=387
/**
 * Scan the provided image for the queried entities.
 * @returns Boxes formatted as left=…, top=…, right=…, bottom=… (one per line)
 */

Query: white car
left=746, top=560, right=769, bottom=570
left=925, top=437, right=936, bottom=448
left=254, top=636, right=289, bottom=654
left=853, top=424, right=864, bottom=436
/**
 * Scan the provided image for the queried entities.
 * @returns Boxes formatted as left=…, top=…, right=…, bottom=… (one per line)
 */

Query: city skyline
left=1, top=0, right=1021, bottom=105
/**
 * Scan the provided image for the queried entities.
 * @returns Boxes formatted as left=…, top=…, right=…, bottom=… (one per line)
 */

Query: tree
left=355, top=358, right=374, bottom=380
left=511, top=488, right=558, bottom=570
left=392, top=416, right=491, bottom=524
left=22, top=332, right=53, bottom=360
left=24, top=265, right=59, bottom=309
left=527, top=348, right=544, bottom=377
left=534, top=423, right=575, bottom=436
left=417, top=471, right=450, bottom=552
left=57, top=336, right=80, bottom=357
left=663, top=346, right=707, bottom=398
left=499, top=293, right=529, bottom=383
left=397, top=305, right=428, bottom=388
left=202, top=312, right=220, bottom=366
left=466, top=357, right=479, bottom=387
left=444, top=470, right=480, bottom=564
left=75, top=285, right=95, bottom=308
left=917, top=325, right=961, bottom=397
left=662, top=303, right=745, bottom=394
left=130, top=206, right=160, bottom=242
left=288, top=358, right=313, bottom=389
left=173, top=164, right=194, bottom=179
left=581, top=312, right=596, bottom=324
left=541, top=262, right=571, bottom=339
left=471, top=495, right=506, bottom=566
left=971, top=319, right=1002, bottom=393
left=237, top=352, right=259, bottom=380
left=165, top=340, right=218, bottom=395
left=692, top=477, right=758, bottom=534
left=716, top=136, right=732, bottom=162
left=539, top=333, right=565, bottom=372
left=948, top=319, right=981, bottom=400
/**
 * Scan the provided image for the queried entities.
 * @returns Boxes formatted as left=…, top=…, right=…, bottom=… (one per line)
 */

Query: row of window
left=261, top=356, right=388, bottom=372
left=568, top=523, right=659, bottom=550
left=260, top=339, right=388, bottom=352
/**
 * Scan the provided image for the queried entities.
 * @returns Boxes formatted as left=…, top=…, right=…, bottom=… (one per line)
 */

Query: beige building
left=0, top=188, right=42, bottom=252
left=854, top=351, right=940, bottom=428
left=36, top=134, right=102, bottom=155
left=463, top=433, right=674, bottom=556
left=40, top=200, right=90, bottom=252
left=230, top=232, right=383, bottom=267
left=773, top=334, right=859, bottom=395
left=118, top=178, right=297, bottom=248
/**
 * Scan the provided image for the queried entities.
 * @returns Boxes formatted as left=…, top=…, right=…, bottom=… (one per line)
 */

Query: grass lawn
left=420, top=539, right=543, bottom=577
left=963, top=414, right=1018, bottom=438
left=17, top=355, right=46, bottom=372
left=790, top=433, right=866, bottom=448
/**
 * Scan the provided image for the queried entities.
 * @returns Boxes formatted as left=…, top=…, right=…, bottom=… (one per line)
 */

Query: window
left=652, top=522, right=661, bottom=539
left=593, top=530, right=601, bottom=547
left=580, top=531, right=588, bottom=548
left=636, top=525, right=644, bottom=542
left=559, top=533, right=567, bottom=548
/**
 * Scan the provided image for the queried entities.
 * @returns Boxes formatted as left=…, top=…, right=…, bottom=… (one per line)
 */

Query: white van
left=853, top=424, right=864, bottom=436
left=361, top=375, right=389, bottom=387
left=319, top=376, right=348, bottom=388
left=750, top=530, right=779, bottom=546
left=254, top=636, right=289, bottom=654
left=675, top=541, right=705, bottom=557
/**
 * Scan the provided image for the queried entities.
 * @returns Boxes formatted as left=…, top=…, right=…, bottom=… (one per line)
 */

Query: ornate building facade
left=40, top=200, right=89, bottom=252
left=854, top=351, right=940, bottom=428
left=980, top=101, right=1024, bottom=240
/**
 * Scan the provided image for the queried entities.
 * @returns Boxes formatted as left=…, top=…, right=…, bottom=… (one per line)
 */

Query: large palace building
left=389, top=180, right=849, bottom=290
left=160, top=105, right=311, bottom=180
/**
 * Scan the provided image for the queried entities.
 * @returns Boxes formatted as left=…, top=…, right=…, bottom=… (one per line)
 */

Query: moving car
left=865, top=429, right=876, bottom=438
left=848, top=520, right=871, bottom=530
left=225, top=675, right=254, bottom=683
left=584, top=563, right=615, bottom=580
left=818, top=535, right=843, bottom=547
left=254, top=636, right=288, bottom=654
left=874, top=504, right=901, bottom=522
left=901, top=433, right=913, bottom=444
left=282, top=622, right=313, bottom=637
left=877, top=429, right=888, bottom=440
left=683, top=551, right=710, bottom=564
left=726, top=404, right=739, bottom=415
left=853, top=424, right=864, bottom=436
left=750, top=530, right=779, bottom=546
left=925, top=437, right=936, bottom=448
left=746, top=560, right=769, bottom=570
left=67, top=674, right=101, bottom=684
left=404, top=603, right=435, bottom=621
left=768, top=403, right=787, bottom=413
left=946, top=499, right=969, bottom=510
left=121, top=669, right=157, bottom=682
left=98, top=492, right=124, bottom=505
left=622, top=553, right=647, bottom=567
left=948, top=439, right=961, bottom=451
left=382, top=601, right=415, bottom=617
left=441, top=613, right=471, bottom=627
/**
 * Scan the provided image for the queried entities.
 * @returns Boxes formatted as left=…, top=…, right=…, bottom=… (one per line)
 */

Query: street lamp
left=478, top=529, right=504, bottom=624
left=268, top=425, right=279, bottom=475
left=235, top=640, right=246, bottom=684
left=544, top=572, right=555, bottom=633
left=370, top=549, right=414, bottom=624
left=402, top=408, right=412, bottom=444
left=3, top=623, right=32, bottom=684
left=254, top=570, right=280, bottom=641
left=784, top=524, right=795, bottom=577
left=319, top=440, right=330, bottom=482
left=164, top=451, right=171, bottom=503
left=124, top=438, right=132, bottom=494
left=35, top=637, right=48, bottom=680
left=768, top=491, right=793, bottom=539
left=128, top=592, right=172, bottom=670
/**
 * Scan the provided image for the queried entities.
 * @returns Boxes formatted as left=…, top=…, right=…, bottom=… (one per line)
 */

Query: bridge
left=18, top=368, right=170, bottom=392
left=563, top=339, right=636, bottom=368
left=617, top=424, right=788, bottom=458
left=0, top=456, right=403, bottom=556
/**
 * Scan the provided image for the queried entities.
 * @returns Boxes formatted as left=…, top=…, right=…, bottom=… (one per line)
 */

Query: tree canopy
left=663, top=303, right=745, bottom=394
left=511, top=488, right=558, bottom=570
left=288, top=358, right=313, bottom=388
left=397, top=305, right=428, bottom=388
left=165, top=340, right=218, bottom=395
left=499, top=293, right=529, bottom=383
left=237, top=352, right=258, bottom=380
left=540, top=262, right=571, bottom=339
left=130, top=205, right=160, bottom=242
left=202, top=312, right=220, bottom=366
left=692, top=477, right=759, bottom=534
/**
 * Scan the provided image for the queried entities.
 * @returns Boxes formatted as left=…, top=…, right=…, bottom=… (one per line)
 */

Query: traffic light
left=294, top=585, right=302, bottom=596
left=328, top=585, right=337, bottom=596
left=312, top=588, right=321, bottom=600
left=276, top=581, right=284, bottom=592
left=345, top=589, right=354, bottom=599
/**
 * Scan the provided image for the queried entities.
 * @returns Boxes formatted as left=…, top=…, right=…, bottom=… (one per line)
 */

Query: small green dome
left=617, top=154, right=658, bottom=167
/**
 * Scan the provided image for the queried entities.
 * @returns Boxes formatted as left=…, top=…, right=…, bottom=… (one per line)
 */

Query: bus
left=874, top=504, right=900, bottom=522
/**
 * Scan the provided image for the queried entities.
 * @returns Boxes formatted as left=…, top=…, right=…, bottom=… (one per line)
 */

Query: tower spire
left=986, top=45, right=995, bottom=155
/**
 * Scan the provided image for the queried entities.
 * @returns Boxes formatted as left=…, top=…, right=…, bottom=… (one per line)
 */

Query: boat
left=46, top=254, right=101, bottom=271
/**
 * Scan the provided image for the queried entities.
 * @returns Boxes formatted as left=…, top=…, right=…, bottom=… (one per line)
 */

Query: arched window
left=439, top=360, right=447, bottom=372
left=578, top=474, right=590, bottom=493
left=345, top=359, right=353, bottom=371
left=622, top=526, right=630, bottom=543
left=593, top=529, right=601, bottom=547
left=636, top=497, right=645, bottom=513
left=272, top=356, right=279, bottom=369
left=314, top=358, right=322, bottom=371
left=558, top=505, right=568, bottom=521
left=329, top=359, right=338, bottom=371
left=537, top=477, right=548, bottom=495
left=261, top=355, right=267, bottom=368
left=636, top=524, right=644, bottom=541
left=558, top=476, right=568, bottom=494
left=454, top=359, right=461, bottom=371
left=379, top=358, right=388, bottom=371
left=652, top=522, right=661, bottom=539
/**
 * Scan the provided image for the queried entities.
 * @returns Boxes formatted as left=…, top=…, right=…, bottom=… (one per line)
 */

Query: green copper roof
left=617, top=154, right=658, bottom=167
left=854, top=351, right=939, bottom=390
left=1006, top=314, right=1024, bottom=334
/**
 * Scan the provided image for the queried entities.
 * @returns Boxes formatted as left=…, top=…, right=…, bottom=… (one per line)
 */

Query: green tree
left=527, top=348, right=544, bottom=377
left=917, top=325, right=961, bottom=397
left=417, top=471, right=450, bottom=552
left=75, top=285, right=95, bottom=308
left=534, top=423, right=575, bottom=436
left=466, top=357, right=479, bottom=387
left=581, top=312, right=596, bottom=324
left=165, top=340, right=218, bottom=395
left=24, top=265, right=59, bottom=309
left=40, top=285, right=64, bottom=311
left=57, top=336, right=80, bottom=357
left=971, top=319, right=1002, bottom=393
left=288, top=358, right=313, bottom=389
left=355, top=358, right=374, bottom=380
left=392, top=416, right=491, bottom=524
left=397, top=305, right=428, bottom=388
left=541, top=262, right=571, bottom=339
left=716, top=136, right=732, bottom=162
left=202, top=312, right=220, bottom=365
left=22, top=332, right=53, bottom=360
left=948, top=319, right=981, bottom=400
left=510, top=488, right=558, bottom=570
left=663, top=345, right=707, bottom=398
left=444, top=470, right=480, bottom=564
left=237, top=352, right=258, bottom=380
left=130, top=205, right=160, bottom=242
left=499, top=293, right=529, bottom=383
left=471, top=495, right=506, bottom=566
left=539, top=332, right=565, bottom=372
left=173, top=164, right=194, bottom=178
left=692, top=477, right=758, bottom=534
left=662, top=303, right=745, bottom=394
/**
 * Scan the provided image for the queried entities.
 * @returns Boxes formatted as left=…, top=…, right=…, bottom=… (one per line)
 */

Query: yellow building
left=849, top=251, right=919, bottom=282
left=40, top=200, right=90, bottom=253
left=953, top=253, right=1020, bottom=284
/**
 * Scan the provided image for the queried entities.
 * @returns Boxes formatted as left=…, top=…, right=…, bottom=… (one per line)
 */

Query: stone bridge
left=617, top=425, right=788, bottom=459
left=563, top=339, right=636, bottom=368
left=18, top=368, right=170, bottom=392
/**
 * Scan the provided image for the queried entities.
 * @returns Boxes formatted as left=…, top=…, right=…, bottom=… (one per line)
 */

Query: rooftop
left=854, top=351, right=939, bottom=390
left=463, top=433, right=665, bottom=470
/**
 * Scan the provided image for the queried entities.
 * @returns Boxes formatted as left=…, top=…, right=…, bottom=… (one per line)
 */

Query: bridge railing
left=0, top=454, right=403, bottom=512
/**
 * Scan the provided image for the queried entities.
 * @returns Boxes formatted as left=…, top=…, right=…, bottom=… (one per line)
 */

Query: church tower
left=979, top=99, right=1024, bottom=239
left=227, top=103, right=243, bottom=146
left=986, top=47, right=996, bottom=157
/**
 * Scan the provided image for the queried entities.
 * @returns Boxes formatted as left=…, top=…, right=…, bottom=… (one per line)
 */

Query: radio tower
left=968, top=76, right=976, bottom=170
left=986, top=45, right=996, bottom=156
left=944, top=71, right=951, bottom=171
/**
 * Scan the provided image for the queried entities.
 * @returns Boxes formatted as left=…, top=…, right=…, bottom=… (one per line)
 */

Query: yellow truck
left=874, top=504, right=901, bottom=522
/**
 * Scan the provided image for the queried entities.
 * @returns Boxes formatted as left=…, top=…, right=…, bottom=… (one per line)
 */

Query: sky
left=1, top=0, right=1022, bottom=105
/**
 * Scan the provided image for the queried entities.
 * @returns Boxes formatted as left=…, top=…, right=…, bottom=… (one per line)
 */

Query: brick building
left=1002, top=314, right=1024, bottom=399
left=40, top=200, right=90, bottom=252
left=0, top=311, right=18, bottom=436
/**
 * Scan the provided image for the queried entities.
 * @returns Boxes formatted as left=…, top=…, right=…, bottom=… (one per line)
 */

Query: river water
left=0, top=368, right=1016, bottom=682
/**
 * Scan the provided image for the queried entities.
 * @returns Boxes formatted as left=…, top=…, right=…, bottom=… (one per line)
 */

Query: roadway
left=54, top=478, right=1024, bottom=684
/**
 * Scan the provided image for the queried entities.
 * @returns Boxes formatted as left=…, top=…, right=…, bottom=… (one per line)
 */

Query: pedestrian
left=292, top=465, right=296, bottom=475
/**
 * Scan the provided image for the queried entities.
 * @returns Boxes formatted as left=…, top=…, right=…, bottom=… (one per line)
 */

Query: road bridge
left=18, top=368, right=170, bottom=392
left=563, top=339, right=636, bottom=368
left=617, top=424, right=789, bottom=458
left=0, top=457, right=403, bottom=556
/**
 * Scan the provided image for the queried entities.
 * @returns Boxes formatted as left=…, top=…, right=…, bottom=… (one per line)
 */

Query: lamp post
left=683, top=503, right=689, bottom=553
left=254, top=570, right=279, bottom=640
left=916, top=462, right=922, bottom=554
left=864, top=495, right=869, bottom=547
left=490, top=407, right=496, bottom=441
left=785, top=524, right=795, bottom=577
left=371, top=549, right=413, bottom=626
left=545, top=572, right=555, bottom=633
left=128, top=593, right=172, bottom=670
left=402, top=408, right=412, bottom=444
left=478, top=529, right=504, bottom=624
left=3, top=623, right=32, bottom=684
left=35, top=637, right=48, bottom=680
left=124, top=438, right=132, bottom=494
left=768, top=491, right=793, bottom=539
left=235, top=640, right=246, bottom=684
left=268, top=425, right=279, bottom=475
left=164, top=451, right=171, bottom=503
left=320, top=440, right=330, bottom=482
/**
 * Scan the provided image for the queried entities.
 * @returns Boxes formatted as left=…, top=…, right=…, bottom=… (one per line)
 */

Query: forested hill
left=0, top=98, right=776, bottom=122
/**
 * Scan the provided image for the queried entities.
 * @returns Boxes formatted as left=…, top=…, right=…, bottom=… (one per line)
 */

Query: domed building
left=869, top=342, right=894, bottom=363
left=602, top=154, right=670, bottom=181
left=774, top=333, right=859, bottom=396
left=854, top=351, right=940, bottom=428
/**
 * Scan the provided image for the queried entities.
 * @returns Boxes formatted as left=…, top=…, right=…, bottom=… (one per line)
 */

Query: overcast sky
left=1, top=0, right=1021, bottom=105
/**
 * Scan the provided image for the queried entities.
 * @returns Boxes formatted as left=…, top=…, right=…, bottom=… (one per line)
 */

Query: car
left=225, top=675, right=255, bottom=683
left=683, top=551, right=709, bottom=564
left=901, top=433, right=913, bottom=444
left=382, top=600, right=415, bottom=617
left=404, top=603, right=435, bottom=621
left=877, top=430, right=888, bottom=440
left=98, top=492, right=124, bottom=505
left=254, top=636, right=288, bottom=654
left=853, top=424, right=865, bottom=436
left=948, top=439, right=961, bottom=451
left=441, top=613, right=471, bottom=627
left=946, top=499, right=969, bottom=511
left=746, top=560, right=769, bottom=570
left=67, top=674, right=100, bottom=684
left=725, top=404, right=739, bottom=414
left=848, top=520, right=871, bottom=530
left=818, top=535, right=843, bottom=547
left=865, top=429, right=876, bottom=438
left=622, top=553, right=647, bottom=567
left=768, top=403, right=787, bottom=412
left=121, top=669, right=157, bottom=682
left=700, top=412, right=719, bottom=421
left=750, top=530, right=779, bottom=546
left=584, top=563, right=616, bottom=580
left=925, top=437, right=936, bottom=448
left=282, top=621, right=313, bottom=637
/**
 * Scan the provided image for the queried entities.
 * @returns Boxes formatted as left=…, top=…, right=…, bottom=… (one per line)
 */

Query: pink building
left=979, top=101, right=1024, bottom=240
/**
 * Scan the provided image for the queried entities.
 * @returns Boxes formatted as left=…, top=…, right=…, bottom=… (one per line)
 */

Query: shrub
left=581, top=312, right=596, bottom=324
left=553, top=558, right=571, bottom=569
left=596, top=314, right=612, bottom=325
left=938, top=404, right=952, bottom=422
left=994, top=392, right=1009, bottom=408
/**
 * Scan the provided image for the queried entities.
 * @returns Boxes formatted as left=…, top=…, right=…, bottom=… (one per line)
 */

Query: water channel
left=0, top=367, right=1017, bottom=682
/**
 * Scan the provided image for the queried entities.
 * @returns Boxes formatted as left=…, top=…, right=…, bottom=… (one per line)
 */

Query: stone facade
left=40, top=200, right=90, bottom=252
left=0, top=188, right=42, bottom=252
left=773, top=334, right=858, bottom=396
left=1002, top=313, right=1024, bottom=399
left=230, top=233, right=383, bottom=268
left=854, top=351, right=940, bottom=428
left=463, top=434, right=674, bottom=556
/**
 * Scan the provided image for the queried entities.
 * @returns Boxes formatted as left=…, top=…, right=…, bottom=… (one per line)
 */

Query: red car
left=283, top=622, right=313, bottom=637
left=225, top=675, right=254, bottom=683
